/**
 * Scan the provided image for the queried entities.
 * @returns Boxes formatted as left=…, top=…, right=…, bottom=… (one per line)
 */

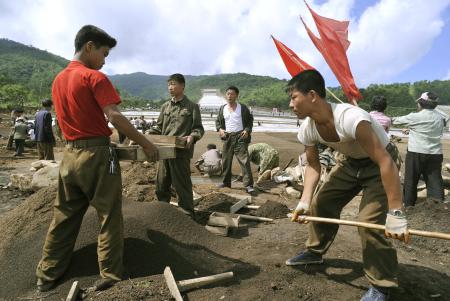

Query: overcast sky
left=1, top=0, right=449, bottom=87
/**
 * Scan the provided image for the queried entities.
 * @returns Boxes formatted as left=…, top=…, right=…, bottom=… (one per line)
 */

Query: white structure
left=198, top=89, right=226, bottom=111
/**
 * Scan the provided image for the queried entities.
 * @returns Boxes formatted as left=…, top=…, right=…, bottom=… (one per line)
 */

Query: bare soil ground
left=0, top=116, right=449, bottom=301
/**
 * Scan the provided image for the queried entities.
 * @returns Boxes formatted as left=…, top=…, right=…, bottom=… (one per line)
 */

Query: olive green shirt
left=149, top=96, right=204, bottom=158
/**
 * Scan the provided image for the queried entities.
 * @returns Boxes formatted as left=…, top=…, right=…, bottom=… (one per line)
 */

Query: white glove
left=291, top=200, right=310, bottom=222
left=385, top=213, right=410, bottom=243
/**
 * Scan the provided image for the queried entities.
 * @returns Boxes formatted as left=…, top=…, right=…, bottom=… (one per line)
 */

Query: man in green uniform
left=248, top=143, right=279, bottom=176
left=147, top=73, right=204, bottom=216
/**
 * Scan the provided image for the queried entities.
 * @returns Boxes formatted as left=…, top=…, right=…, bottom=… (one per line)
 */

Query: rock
left=9, top=173, right=33, bottom=190
left=31, top=165, right=59, bottom=190
left=30, top=160, right=59, bottom=171
left=285, top=186, right=301, bottom=198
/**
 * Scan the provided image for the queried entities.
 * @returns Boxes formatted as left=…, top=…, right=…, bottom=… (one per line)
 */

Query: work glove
left=385, top=213, right=410, bottom=243
left=291, top=200, right=310, bottom=223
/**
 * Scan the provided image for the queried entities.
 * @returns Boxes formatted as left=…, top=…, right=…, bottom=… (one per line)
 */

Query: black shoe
left=285, top=250, right=323, bottom=266
left=36, top=278, right=55, bottom=292
left=94, top=278, right=119, bottom=291
left=217, top=183, right=231, bottom=188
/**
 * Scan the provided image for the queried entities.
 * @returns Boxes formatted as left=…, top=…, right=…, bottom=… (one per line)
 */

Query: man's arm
left=103, top=104, right=159, bottom=162
left=355, top=121, right=409, bottom=242
left=291, top=145, right=321, bottom=222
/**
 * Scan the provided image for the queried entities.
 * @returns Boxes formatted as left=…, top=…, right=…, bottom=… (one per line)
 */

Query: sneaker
left=246, top=186, right=255, bottom=194
left=217, top=183, right=231, bottom=188
left=94, top=278, right=119, bottom=291
left=285, top=250, right=323, bottom=266
left=360, top=286, right=389, bottom=301
left=36, top=278, right=55, bottom=292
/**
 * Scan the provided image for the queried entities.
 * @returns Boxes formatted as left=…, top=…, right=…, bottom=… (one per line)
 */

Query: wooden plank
left=205, top=225, right=229, bottom=237
left=230, top=198, right=249, bottom=214
left=115, top=146, right=176, bottom=161
left=164, top=267, right=183, bottom=301
left=145, top=135, right=186, bottom=148
left=65, top=281, right=80, bottom=301
left=178, top=272, right=234, bottom=292
left=208, top=212, right=240, bottom=228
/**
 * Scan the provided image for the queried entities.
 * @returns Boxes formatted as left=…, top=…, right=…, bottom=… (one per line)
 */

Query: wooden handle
left=236, top=213, right=274, bottom=222
left=178, top=272, right=234, bottom=292
left=298, top=216, right=450, bottom=240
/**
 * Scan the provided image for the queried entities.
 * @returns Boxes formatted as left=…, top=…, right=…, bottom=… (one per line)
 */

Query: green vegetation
left=1, top=38, right=450, bottom=117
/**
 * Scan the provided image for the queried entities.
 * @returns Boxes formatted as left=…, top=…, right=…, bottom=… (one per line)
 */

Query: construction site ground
left=0, top=116, right=449, bottom=301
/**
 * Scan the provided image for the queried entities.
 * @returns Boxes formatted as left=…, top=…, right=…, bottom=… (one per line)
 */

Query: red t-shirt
left=52, top=61, right=121, bottom=140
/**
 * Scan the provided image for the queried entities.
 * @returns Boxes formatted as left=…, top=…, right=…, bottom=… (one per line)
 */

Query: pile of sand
left=0, top=196, right=254, bottom=300
left=122, top=162, right=158, bottom=203
left=195, top=192, right=238, bottom=212
left=401, top=200, right=450, bottom=253
left=255, top=200, right=290, bottom=219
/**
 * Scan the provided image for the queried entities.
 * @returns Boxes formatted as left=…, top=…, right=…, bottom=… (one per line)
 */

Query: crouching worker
left=35, top=25, right=159, bottom=293
left=195, top=143, right=222, bottom=176
left=285, top=70, right=409, bottom=301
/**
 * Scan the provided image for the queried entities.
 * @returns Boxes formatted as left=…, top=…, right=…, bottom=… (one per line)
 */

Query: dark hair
left=371, top=96, right=387, bottom=112
left=14, top=107, right=24, bottom=113
left=226, top=85, right=239, bottom=95
left=207, top=143, right=217, bottom=150
left=418, top=92, right=439, bottom=109
left=286, top=69, right=326, bottom=98
left=168, top=73, right=185, bottom=85
left=41, top=98, right=53, bottom=107
left=75, top=25, right=117, bottom=52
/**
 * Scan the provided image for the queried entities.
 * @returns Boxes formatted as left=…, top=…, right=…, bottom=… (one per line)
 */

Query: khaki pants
left=306, top=144, right=399, bottom=288
left=156, top=157, right=194, bottom=213
left=37, top=142, right=55, bottom=160
left=36, top=138, right=123, bottom=282
left=221, top=132, right=253, bottom=187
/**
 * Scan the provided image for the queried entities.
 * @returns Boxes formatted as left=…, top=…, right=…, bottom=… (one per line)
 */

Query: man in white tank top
left=284, top=70, right=409, bottom=301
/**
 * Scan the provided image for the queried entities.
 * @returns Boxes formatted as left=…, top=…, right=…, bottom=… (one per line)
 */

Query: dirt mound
left=255, top=200, right=289, bottom=219
left=122, top=162, right=158, bottom=202
left=195, top=192, right=237, bottom=212
left=0, top=200, right=255, bottom=300
left=0, top=184, right=56, bottom=253
left=399, top=200, right=450, bottom=254
left=83, top=275, right=172, bottom=301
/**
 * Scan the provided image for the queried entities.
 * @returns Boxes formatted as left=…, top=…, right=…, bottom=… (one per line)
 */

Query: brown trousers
left=36, top=138, right=123, bottom=282
left=37, top=142, right=55, bottom=160
left=156, top=157, right=194, bottom=213
left=306, top=144, right=399, bottom=288
left=221, top=132, right=253, bottom=187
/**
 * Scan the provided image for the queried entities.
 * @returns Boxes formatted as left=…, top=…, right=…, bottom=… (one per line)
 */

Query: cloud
left=0, top=0, right=449, bottom=86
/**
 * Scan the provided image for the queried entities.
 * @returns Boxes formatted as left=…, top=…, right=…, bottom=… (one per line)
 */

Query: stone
left=9, top=173, right=33, bottom=190
left=285, top=186, right=301, bottom=198
left=31, top=165, right=59, bottom=190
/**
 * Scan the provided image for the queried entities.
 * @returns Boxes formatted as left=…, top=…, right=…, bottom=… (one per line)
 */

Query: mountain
left=109, top=72, right=290, bottom=108
left=0, top=39, right=69, bottom=107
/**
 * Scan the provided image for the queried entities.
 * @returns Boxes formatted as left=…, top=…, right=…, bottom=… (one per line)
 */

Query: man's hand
left=219, top=128, right=226, bottom=138
left=143, top=142, right=159, bottom=162
left=385, top=213, right=410, bottom=243
left=291, top=200, right=310, bottom=223
left=182, top=135, right=194, bottom=149
left=240, top=130, right=249, bottom=139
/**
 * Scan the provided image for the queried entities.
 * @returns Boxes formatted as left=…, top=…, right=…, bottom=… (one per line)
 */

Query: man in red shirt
left=35, top=25, right=158, bottom=292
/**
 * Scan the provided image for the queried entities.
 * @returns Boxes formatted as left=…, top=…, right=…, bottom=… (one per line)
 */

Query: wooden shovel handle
left=298, top=215, right=450, bottom=240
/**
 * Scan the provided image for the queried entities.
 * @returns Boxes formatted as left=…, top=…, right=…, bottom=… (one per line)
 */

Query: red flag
left=302, top=1, right=362, bottom=102
left=271, top=35, right=315, bottom=77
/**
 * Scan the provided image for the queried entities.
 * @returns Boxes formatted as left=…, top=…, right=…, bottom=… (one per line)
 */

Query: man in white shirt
left=215, top=86, right=254, bottom=194
left=285, top=70, right=409, bottom=301
left=392, top=92, right=447, bottom=206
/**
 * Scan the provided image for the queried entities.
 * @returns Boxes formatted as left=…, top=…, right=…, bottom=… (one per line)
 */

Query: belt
left=65, top=137, right=111, bottom=148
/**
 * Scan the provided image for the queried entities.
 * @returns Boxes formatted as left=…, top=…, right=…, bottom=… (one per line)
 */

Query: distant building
left=198, top=89, right=226, bottom=112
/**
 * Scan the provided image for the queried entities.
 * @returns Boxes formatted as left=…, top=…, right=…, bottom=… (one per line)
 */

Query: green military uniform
left=248, top=143, right=279, bottom=175
left=148, top=96, right=204, bottom=213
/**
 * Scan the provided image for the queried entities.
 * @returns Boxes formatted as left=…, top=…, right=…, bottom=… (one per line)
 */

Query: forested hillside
left=1, top=38, right=450, bottom=116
